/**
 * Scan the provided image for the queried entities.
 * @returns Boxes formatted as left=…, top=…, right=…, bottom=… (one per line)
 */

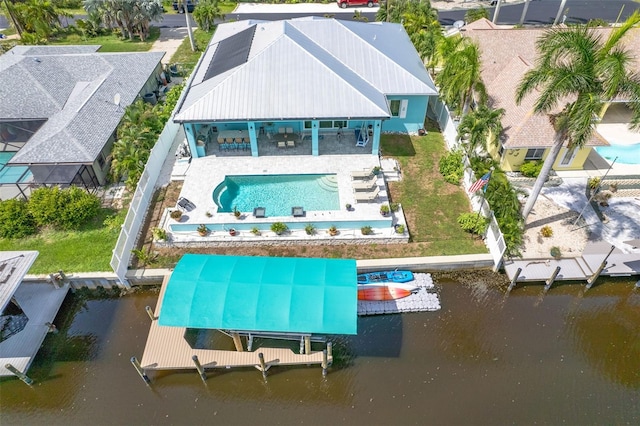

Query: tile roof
left=175, top=17, right=436, bottom=122
left=1, top=47, right=164, bottom=164
left=465, top=19, right=640, bottom=148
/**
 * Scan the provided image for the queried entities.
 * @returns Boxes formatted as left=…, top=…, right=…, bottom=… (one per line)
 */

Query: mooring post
left=544, top=267, right=561, bottom=293
left=130, top=357, right=150, bottom=385
left=321, top=349, right=328, bottom=377
left=304, top=336, right=311, bottom=355
left=258, top=352, right=267, bottom=380
left=327, top=342, right=333, bottom=366
left=586, top=245, right=616, bottom=290
left=145, top=306, right=157, bottom=321
left=232, top=333, right=244, bottom=352
left=5, top=364, right=33, bottom=386
left=192, top=355, right=207, bottom=382
left=299, top=336, right=305, bottom=354
left=507, top=268, right=522, bottom=293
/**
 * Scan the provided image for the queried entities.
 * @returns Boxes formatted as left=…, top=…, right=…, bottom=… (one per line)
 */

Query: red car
left=337, top=0, right=378, bottom=8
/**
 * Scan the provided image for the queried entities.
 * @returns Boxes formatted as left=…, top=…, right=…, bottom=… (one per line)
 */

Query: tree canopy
left=83, top=0, right=163, bottom=41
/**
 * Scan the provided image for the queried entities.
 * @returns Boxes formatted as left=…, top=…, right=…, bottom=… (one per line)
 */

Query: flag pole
left=474, top=167, right=494, bottom=228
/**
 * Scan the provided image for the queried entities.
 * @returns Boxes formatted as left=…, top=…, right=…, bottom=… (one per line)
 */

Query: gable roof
left=465, top=22, right=640, bottom=148
left=0, top=46, right=164, bottom=164
left=174, top=17, right=436, bottom=122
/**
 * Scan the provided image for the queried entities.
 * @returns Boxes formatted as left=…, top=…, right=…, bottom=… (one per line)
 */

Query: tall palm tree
left=456, top=104, right=504, bottom=157
left=515, top=12, right=640, bottom=219
left=436, top=38, right=486, bottom=116
left=402, top=2, right=441, bottom=64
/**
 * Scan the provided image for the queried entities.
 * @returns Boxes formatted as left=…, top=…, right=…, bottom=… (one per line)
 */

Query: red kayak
left=357, top=283, right=419, bottom=301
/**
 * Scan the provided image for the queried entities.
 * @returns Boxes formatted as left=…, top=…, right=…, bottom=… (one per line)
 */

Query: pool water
left=0, top=152, right=32, bottom=184
left=595, top=142, right=640, bottom=165
left=213, top=174, right=340, bottom=216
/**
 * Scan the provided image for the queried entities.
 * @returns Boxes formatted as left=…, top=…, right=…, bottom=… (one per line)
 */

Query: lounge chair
left=253, top=207, right=266, bottom=218
left=291, top=206, right=305, bottom=217
left=177, top=197, right=196, bottom=212
left=353, top=187, right=380, bottom=203
left=353, top=177, right=377, bottom=192
left=351, top=168, right=375, bottom=180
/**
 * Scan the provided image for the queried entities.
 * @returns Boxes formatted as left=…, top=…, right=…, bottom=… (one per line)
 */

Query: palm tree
left=457, top=105, right=504, bottom=158
left=193, top=0, right=224, bottom=31
left=515, top=12, right=640, bottom=219
left=436, top=38, right=486, bottom=116
left=402, top=2, right=441, bottom=64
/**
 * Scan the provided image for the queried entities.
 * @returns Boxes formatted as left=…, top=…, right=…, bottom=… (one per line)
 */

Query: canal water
left=1, top=274, right=638, bottom=425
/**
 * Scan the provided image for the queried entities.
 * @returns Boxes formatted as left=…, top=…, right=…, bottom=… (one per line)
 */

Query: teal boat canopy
left=158, top=254, right=358, bottom=335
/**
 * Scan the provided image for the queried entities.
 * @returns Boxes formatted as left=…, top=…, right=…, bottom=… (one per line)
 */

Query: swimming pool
left=595, top=142, right=640, bottom=165
left=213, top=174, right=340, bottom=217
left=0, top=152, right=32, bottom=184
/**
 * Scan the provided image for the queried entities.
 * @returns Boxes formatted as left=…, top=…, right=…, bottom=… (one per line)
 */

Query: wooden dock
left=140, top=275, right=329, bottom=373
left=504, top=242, right=640, bottom=284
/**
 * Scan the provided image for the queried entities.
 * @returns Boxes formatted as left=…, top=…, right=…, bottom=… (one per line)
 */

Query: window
left=319, top=121, right=333, bottom=129
left=390, top=100, right=401, bottom=117
left=304, top=121, right=347, bottom=129
left=304, top=121, right=312, bottom=129
left=525, top=148, right=545, bottom=160
left=560, top=147, right=576, bottom=166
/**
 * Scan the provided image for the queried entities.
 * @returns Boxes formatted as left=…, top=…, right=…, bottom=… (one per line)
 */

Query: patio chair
left=352, top=176, right=377, bottom=191
left=353, top=187, right=380, bottom=203
left=278, top=127, right=286, bottom=134
left=286, top=127, right=294, bottom=134
left=291, top=206, right=305, bottom=217
left=286, top=139, right=295, bottom=148
left=351, top=168, right=375, bottom=180
left=277, top=141, right=286, bottom=148
left=253, top=207, right=266, bottom=218
left=177, top=197, right=196, bottom=212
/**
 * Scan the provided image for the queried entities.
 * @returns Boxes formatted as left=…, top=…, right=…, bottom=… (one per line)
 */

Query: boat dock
left=358, top=273, right=441, bottom=315
left=139, top=275, right=330, bottom=376
left=0, top=252, right=70, bottom=379
left=504, top=241, right=640, bottom=288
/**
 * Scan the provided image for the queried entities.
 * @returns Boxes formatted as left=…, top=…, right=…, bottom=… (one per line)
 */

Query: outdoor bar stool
left=235, top=137, right=243, bottom=150
left=218, top=139, right=227, bottom=150
left=225, top=138, right=236, bottom=150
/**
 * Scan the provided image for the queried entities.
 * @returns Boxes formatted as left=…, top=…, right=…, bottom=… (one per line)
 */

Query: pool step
left=317, top=175, right=338, bottom=192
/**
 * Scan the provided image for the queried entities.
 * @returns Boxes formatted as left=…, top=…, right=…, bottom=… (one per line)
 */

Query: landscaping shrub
left=470, top=157, right=524, bottom=256
left=520, top=160, right=543, bottom=177
left=439, top=149, right=464, bottom=184
left=457, top=212, right=488, bottom=235
left=0, top=199, right=37, bottom=238
left=540, top=225, right=553, bottom=237
left=28, top=186, right=100, bottom=230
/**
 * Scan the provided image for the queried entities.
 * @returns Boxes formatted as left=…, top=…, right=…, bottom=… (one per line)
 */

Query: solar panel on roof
left=203, top=25, right=256, bottom=81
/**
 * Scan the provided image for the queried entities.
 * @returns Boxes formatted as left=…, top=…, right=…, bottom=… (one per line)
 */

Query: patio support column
left=371, top=120, right=382, bottom=155
left=311, top=120, right=319, bottom=156
left=184, top=123, right=199, bottom=158
left=247, top=121, right=258, bottom=157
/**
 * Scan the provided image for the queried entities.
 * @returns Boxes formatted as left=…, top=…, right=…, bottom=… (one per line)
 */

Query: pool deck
left=165, top=153, right=408, bottom=243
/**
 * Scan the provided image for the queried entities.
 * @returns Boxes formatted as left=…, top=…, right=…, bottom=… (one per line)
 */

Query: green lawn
left=0, top=209, right=120, bottom=275
left=49, top=26, right=160, bottom=52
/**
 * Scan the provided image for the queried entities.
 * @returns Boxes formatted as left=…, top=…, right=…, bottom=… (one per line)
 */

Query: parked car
left=172, top=0, right=197, bottom=13
left=337, top=0, right=378, bottom=8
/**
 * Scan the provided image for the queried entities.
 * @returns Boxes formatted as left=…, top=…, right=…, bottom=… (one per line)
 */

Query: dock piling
left=321, top=349, right=328, bottom=377
left=258, top=352, right=267, bottom=380
left=192, top=355, right=207, bottom=382
left=586, top=245, right=615, bottom=290
left=130, top=357, right=151, bottom=385
left=304, top=336, right=311, bottom=355
left=544, top=267, right=561, bottom=293
left=145, top=306, right=157, bottom=321
left=327, top=342, right=333, bottom=366
left=5, top=363, right=34, bottom=386
left=232, top=333, right=244, bottom=352
left=507, top=268, right=522, bottom=293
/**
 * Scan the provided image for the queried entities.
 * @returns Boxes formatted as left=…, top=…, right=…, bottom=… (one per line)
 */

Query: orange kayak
left=357, top=283, right=419, bottom=301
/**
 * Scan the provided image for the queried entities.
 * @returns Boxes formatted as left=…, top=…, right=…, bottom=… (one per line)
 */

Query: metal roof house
left=173, top=17, right=437, bottom=158
left=0, top=46, right=164, bottom=199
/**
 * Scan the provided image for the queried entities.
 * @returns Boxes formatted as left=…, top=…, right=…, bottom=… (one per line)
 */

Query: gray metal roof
left=175, top=18, right=436, bottom=122
left=0, top=47, right=163, bottom=164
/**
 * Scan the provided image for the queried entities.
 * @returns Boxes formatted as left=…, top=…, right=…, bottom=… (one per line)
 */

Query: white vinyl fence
left=110, top=120, right=180, bottom=286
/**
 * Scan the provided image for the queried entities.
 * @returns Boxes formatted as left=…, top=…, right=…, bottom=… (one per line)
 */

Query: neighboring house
left=463, top=19, right=640, bottom=172
left=173, top=17, right=437, bottom=158
left=0, top=46, right=165, bottom=199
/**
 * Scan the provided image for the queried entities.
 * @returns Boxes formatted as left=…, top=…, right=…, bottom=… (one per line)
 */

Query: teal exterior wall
left=381, top=95, right=429, bottom=133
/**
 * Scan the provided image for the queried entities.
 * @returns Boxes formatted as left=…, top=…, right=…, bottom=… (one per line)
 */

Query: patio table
left=217, top=130, right=250, bottom=143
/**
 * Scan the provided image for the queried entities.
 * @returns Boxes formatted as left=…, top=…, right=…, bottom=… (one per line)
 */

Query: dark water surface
left=1, top=276, right=639, bottom=425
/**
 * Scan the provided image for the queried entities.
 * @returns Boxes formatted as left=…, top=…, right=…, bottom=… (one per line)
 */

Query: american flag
left=469, top=172, right=491, bottom=193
